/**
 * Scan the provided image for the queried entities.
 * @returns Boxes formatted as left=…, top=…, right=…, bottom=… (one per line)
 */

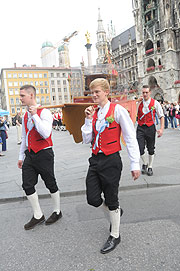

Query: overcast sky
left=0, top=0, right=135, bottom=70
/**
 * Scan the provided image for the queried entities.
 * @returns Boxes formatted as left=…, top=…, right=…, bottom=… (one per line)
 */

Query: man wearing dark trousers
left=81, top=78, right=140, bottom=254
left=137, top=86, right=164, bottom=176
left=18, top=85, right=62, bottom=230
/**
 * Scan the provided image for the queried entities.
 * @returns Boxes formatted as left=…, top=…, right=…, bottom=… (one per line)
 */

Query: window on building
left=52, top=88, right=55, bottom=92
left=39, top=73, right=42, bottom=78
left=58, top=88, right=61, bottom=92
left=16, top=98, right=20, bottom=104
left=35, top=81, right=38, bottom=86
left=44, top=81, right=48, bottom=86
left=11, top=107, right=15, bottom=114
left=29, top=73, right=33, bottom=78
left=9, top=89, right=13, bottom=95
left=36, top=96, right=40, bottom=103
left=57, top=80, right=61, bottom=85
left=15, top=89, right=19, bottom=95
left=40, top=89, right=44, bottom=94
left=62, top=73, right=66, bottom=77
left=14, top=82, right=18, bottom=87
left=13, top=73, right=17, bottom=78
left=8, top=73, right=12, bottom=78
left=64, top=88, right=67, bottom=92
left=51, top=80, right=55, bottom=85
left=18, top=73, right=22, bottom=78
left=53, top=96, right=55, bottom=101
left=40, top=81, right=43, bottom=86
left=19, top=81, right=23, bottom=86
left=45, top=88, right=48, bottom=94
left=34, top=73, right=38, bottom=78
left=57, top=73, right=60, bottom=77
left=51, top=73, right=54, bottom=78
left=17, top=107, right=20, bottom=112
left=8, top=82, right=13, bottom=87
left=44, top=73, right=47, bottom=78
left=63, top=80, right=66, bottom=85
left=24, top=73, right=28, bottom=78
left=41, top=96, right=45, bottom=104
left=46, top=96, right=50, bottom=103
left=10, top=98, right=14, bottom=105
left=36, top=88, right=39, bottom=94
left=30, top=82, right=33, bottom=85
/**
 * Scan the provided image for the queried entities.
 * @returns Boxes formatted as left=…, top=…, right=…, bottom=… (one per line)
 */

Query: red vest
left=92, top=103, right=121, bottom=155
left=138, top=98, right=156, bottom=127
left=24, top=108, right=53, bottom=153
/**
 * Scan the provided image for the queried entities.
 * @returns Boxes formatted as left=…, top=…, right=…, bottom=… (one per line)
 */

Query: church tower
left=132, top=0, right=180, bottom=102
left=96, top=8, right=108, bottom=65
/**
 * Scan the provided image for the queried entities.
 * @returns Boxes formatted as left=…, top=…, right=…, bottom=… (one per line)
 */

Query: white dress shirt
left=19, top=108, right=53, bottom=161
left=81, top=101, right=140, bottom=171
left=142, top=98, right=164, bottom=118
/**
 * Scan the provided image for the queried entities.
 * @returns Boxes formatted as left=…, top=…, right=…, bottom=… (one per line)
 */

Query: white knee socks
left=50, top=190, right=60, bottom=214
left=101, top=201, right=110, bottom=222
left=148, top=154, right=154, bottom=168
left=27, top=192, right=43, bottom=219
left=109, top=208, right=120, bottom=238
left=141, top=153, right=147, bottom=165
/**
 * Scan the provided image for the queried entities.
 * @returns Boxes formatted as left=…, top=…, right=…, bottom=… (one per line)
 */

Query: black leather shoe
left=141, top=164, right=148, bottom=174
left=45, top=211, right=62, bottom=225
left=109, top=208, right=123, bottom=232
left=100, top=235, right=121, bottom=254
left=147, top=168, right=153, bottom=176
left=24, top=215, right=45, bottom=230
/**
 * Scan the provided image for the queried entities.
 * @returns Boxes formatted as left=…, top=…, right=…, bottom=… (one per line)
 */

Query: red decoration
left=146, top=66, right=155, bottom=72
left=174, top=80, right=180, bottom=84
left=145, top=48, right=154, bottom=54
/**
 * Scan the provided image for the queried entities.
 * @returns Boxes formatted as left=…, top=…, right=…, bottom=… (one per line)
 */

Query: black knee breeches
left=86, top=152, right=122, bottom=211
left=22, top=148, right=59, bottom=196
left=136, top=124, right=156, bottom=155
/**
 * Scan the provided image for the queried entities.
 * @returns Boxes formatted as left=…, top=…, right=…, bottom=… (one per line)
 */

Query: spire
left=97, top=8, right=105, bottom=33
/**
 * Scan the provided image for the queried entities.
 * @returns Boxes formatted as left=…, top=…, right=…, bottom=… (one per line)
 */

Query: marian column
left=85, top=31, right=92, bottom=67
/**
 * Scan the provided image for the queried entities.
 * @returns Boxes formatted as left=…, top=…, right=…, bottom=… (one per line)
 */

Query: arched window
left=145, top=40, right=154, bottom=54
left=147, top=58, right=155, bottom=68
left=148, top=76, right=158, bottom=89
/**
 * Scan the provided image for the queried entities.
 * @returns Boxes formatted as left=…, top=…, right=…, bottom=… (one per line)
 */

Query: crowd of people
left=52, top=109, right=66, bottom=131
left=161, top=101, right=180, bottom=129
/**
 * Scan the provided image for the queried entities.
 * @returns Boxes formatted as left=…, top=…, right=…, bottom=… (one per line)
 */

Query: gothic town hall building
left=132, top=0, right=180, bottom=102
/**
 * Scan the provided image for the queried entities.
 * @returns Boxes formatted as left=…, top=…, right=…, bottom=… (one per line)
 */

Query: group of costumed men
left=17, top=79, right=164, bottom=254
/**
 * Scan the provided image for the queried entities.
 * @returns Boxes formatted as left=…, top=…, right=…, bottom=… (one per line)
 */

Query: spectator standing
left=168, top=103, right=177, bottom=129
left=0, top=116, right=8, bottom=156
left=15, top=112, right=22, bottom=144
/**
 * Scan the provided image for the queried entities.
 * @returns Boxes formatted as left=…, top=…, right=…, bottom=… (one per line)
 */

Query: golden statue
left=85, top=31, right=91, bottom=44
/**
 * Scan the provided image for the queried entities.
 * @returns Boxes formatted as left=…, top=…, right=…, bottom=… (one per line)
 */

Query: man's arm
left=155, top=101, right=164, bottom=137
left=18, top=117, right=27, bottom=168
left=157, top=117, right=164, bottom=137
left=115, top=105, right=140, bottom=179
